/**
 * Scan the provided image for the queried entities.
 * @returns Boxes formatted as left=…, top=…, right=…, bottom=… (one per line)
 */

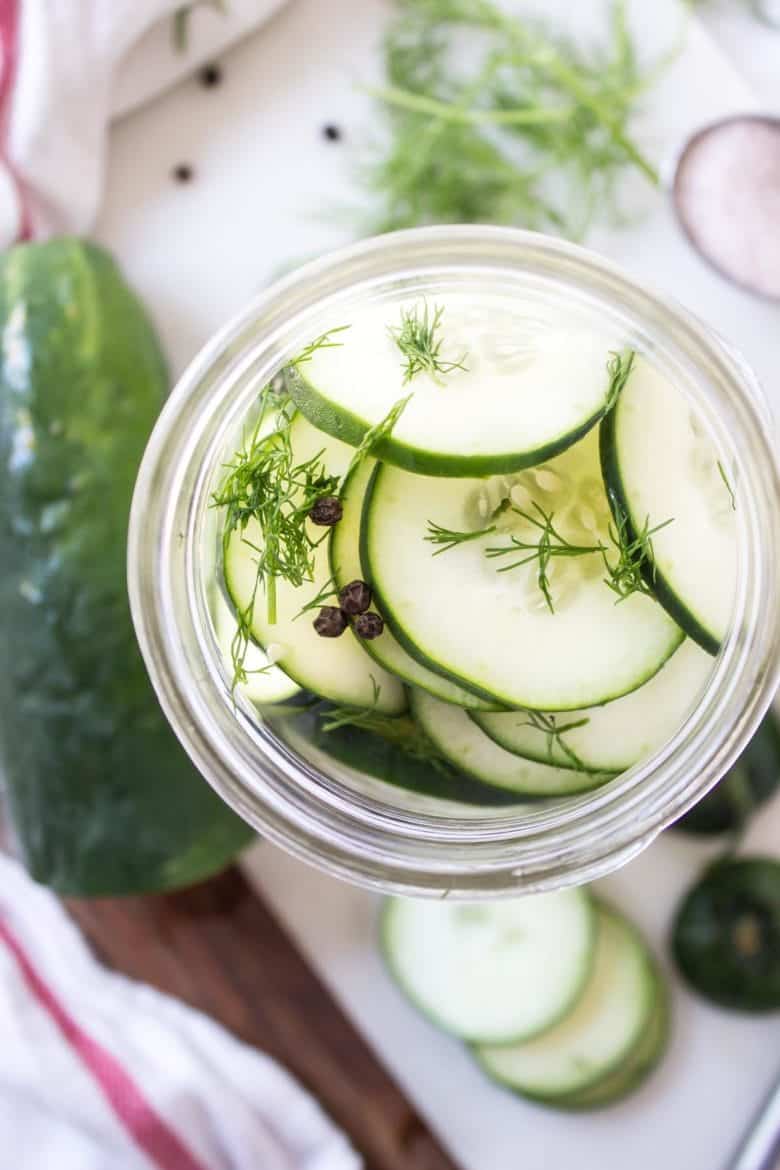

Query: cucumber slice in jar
left=272, top=705, right=524, bottom=807
left=672, top=857, right=780, bottom=1011
left=364, top=426, right=683, bottom=711
left=330, top=457, right=500, bottom=711
left=213, top=589, right=301, bottom=706
left=473, top=638, right=713, bottom=774
left=288, top=296, right=624, bottom=476
left=600, top=354, right=738, bottom=654
left=475, top=903, right=658, bottom=1099
left=381, top=888, right=596, bottom=1044
left=412, top=690, right=614, bottom=796
left=223, top=413, right=405, bottom=714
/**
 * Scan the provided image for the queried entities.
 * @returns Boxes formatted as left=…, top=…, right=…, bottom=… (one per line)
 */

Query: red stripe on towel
left=0, top=0, right=32, bottom=239
left=0, top=918, right=211, bottom=1170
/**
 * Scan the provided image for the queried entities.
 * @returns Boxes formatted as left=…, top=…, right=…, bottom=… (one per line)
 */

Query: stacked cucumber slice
left=217, top=295, right=738, bottom=807
left=383, top=890, right=668, bottom=1109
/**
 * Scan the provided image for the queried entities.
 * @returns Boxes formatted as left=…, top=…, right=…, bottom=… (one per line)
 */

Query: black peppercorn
left=322, top=124, right=342, bottom=142
left=338, top=579, right=372, bottom=615
left=313, top=606, right=348, bottom=638
left=199, top=63, right=222, bottom=88
left=353, top=611, right=384, bottom=640
left=309, top=496, right=343, bottom=526
left=172, top=163, right=194, bottom=183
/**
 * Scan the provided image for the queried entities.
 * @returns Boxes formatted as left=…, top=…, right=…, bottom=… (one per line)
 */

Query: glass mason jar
left=128, top=226, right=780, bottom=898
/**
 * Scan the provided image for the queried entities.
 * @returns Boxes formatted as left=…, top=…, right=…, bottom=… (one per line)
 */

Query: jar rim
left=129, top=225, right=780, bottom=897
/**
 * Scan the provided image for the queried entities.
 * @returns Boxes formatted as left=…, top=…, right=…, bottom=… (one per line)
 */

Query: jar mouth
left=129, top=226, right=780, bottom=897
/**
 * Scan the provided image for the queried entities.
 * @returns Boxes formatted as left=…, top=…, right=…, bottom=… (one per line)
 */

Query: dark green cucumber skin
left=599, top=408, right=718, bottom=656
left=273, top=706, right=523, bottom=806
left=674, top=711, right=780, bottom=835
left=287, top=365, right=610, bottom=478
left=672, top=857, right=780, bottom=1012
left=0, top=240, right=253, bottom=895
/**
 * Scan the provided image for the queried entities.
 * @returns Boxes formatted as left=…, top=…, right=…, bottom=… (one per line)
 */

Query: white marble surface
left=95, top=3, right=780, bottom=1168
left=700, top=0, right=780, bottom=109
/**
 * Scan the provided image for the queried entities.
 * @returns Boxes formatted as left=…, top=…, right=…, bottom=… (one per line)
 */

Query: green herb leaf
left=425, top=520, right=497, bottom=556
left=293, top=572, right=340, bottom=622
left=213, top=328, right=347, bottom=687
left=717, top=460, right=737, bottom=511
left=427, top=493, right=673, bottom=611
left=321, top=686, right=450, bottom=773
left=345, top=392, right=414, bottom=479
left=360, top=0, right=661, bottom=240
left=485, top=503, right=604, bottom=614
left=389, top=301, right=468, bottom=385
left=605, top=348, right=636, bottom=411
left=518, top=709, right=591, bottom=771
left=601, top=512, right=674, bottom=601
left=292, top=325, right=351, bottom=366
left=321, top=675, right=383, bottom=732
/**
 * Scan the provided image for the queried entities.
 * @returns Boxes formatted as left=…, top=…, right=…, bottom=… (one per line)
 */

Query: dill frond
left=361, top=0, right=660, bottom=240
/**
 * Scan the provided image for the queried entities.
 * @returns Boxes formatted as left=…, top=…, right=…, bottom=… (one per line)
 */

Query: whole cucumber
left=674, top=710, right=780, bottom=836
left=0, top=239, right=253, bottom=894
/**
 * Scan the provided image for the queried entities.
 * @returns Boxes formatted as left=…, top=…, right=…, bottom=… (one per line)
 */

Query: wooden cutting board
left=65, top=864, right=460, bottom=1170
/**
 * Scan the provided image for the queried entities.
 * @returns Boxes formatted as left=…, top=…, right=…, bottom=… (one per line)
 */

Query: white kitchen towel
left=0, top=852, right=360, bottom=1170
left=0, top=0, right=287, bottom=245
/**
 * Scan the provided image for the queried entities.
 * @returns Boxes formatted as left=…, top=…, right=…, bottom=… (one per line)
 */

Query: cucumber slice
left=473, top=639, right=712, bottom=774
left=551, top=987, right=669, bottom=1111
left=672, top=857, right=780, bottom=1011
left=289, top=296, right=621, bottom=476
left=382, top=888, right=596, bottom=1044
left=475, top=904, right=657, bottom=1098
left=273, top=706, right=524, bottom=807
left=674, top=711, right=780, bottom=835
left=364, top=427, right=683, bottom=711
left=331, top=457, right=499, bottom=711
left=412, top=690, right=613, bottom=796
left=223, top=414, right=405, bottom=714
left=213, top=590, right=301, bottom=706
left=600, top=355, right=737, bottom=654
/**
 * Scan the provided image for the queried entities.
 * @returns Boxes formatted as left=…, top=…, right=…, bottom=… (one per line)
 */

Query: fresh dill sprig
left=172, top=0, right=227, bottom=52
left=293, top=324, right=351, bottom=366
left=215, top=426, right=338, bottom=683
left=601, top=513, right=674, bottom=601
left=213, top=329, right=347, bottom=687
left=426, top=499, right=674, bottom=611
left=293, top=572, right=340, bottom=622
left=389, top=302, right=468, bottom=385
left=519, top=710, right=590, bottom=771
left=717, top=460, right=737, bottom=511
left=605, top=348, right=636, bottom=411
left=485, top=503, right=604, bottom=614
left=345, top=393, right=414, bottom=479
left=425, top=521, right=496, bottom=556
left=321, top=676, right=383, bottom=731
left=321, top=689, right=450, bottom=773
left=226, top=616, right=276, bottom=694
left=361, top=0, right=661, bottom=240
